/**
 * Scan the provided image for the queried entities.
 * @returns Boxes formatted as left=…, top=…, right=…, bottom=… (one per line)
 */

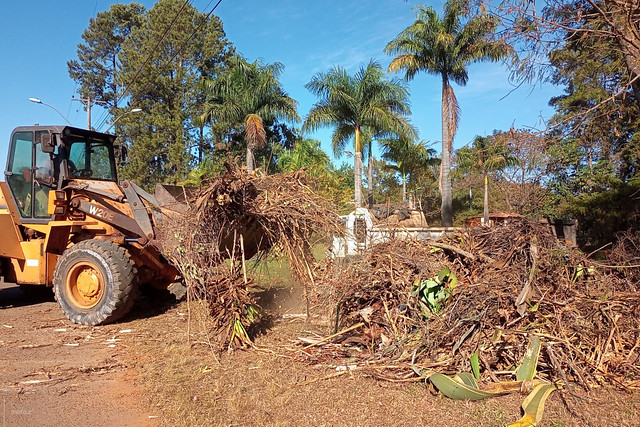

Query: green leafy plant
left=470, top=351, right=481, bottom=380
left=429, top=336, right=561, bottom=427
left=412, top=267, right=457, bottom=316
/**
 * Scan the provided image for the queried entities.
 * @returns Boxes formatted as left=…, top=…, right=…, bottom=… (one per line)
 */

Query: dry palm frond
left=315, top=218, right=640, bottom=390
left=157, top=164, right=341, bottom=351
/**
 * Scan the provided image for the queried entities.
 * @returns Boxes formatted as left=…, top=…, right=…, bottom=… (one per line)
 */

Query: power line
left=112, top=0, right=225, bottom=113
left=122, top=0, right=193, bottom=99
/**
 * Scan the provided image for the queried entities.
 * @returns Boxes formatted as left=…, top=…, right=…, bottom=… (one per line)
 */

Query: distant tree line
left=68, top=0, right=639, bottom=247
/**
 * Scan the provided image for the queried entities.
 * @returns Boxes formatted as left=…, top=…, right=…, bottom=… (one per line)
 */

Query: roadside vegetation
left=66, top=0, right=640, bottom=425
left=69, top=0, right=639, bottom=248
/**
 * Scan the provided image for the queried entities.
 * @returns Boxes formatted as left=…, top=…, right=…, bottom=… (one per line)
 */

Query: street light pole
left=28, top=97, right=72, bottom=126
left=72, top=96, right=107, bottom=130
left=104, top=108, right=143, bottom=133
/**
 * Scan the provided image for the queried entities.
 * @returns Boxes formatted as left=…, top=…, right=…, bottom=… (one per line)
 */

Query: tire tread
left=53, top=239, right=137, bottom=325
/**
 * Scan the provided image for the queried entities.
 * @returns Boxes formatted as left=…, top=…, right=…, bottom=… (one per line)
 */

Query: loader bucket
left=154, top=184, right=199, bottom=214
left=153, top=183, right=270, bottom=260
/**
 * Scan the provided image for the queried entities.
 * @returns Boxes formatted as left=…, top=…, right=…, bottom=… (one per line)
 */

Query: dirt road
left=3, top=277, right=638, bottom=427
left=0, top=280, right=153, bottom=427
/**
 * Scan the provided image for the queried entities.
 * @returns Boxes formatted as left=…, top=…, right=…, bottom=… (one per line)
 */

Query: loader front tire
left=53, top=240, right=137, bottom=326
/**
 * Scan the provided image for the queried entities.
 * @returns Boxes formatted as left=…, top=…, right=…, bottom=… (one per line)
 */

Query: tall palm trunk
left=246, top=145, right=255, bottom=173
left=367, top=141, right=374, bottom=208
left=440, top=76, right=453, bottom=227
left=402, top=169, right=407, bottom=205
left=198, top=123, right=204, bottom=164
left=483, top=172, right=489, bottom=226
left=354, top=127, right=363, bottom=208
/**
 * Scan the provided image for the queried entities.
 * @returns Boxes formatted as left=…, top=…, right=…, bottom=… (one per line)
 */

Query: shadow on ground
left=119, top=285, right=180, bottom=323
left=252, top=284, right=304, bottom=314
left=0, top=280, right=178, bottom=326
left=0, top=281, right=54, bottom=309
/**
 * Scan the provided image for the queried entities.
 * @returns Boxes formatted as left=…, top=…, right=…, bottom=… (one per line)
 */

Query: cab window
left=6, top=132, right=55, bottom=219
left=6, top=132, right=34, bottom=217
left=33, top=143, right=55, bottom=218
left=68, top=140, right=117, bottom=181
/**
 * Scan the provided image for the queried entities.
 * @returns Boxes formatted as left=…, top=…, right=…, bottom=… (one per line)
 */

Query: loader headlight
left=54, top=190, right=66, bottom=202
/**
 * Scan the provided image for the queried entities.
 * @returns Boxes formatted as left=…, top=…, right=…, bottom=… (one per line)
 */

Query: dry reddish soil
left=0, top=280, right=154, bottom=427
left=1, top=278, right=639, bottom=427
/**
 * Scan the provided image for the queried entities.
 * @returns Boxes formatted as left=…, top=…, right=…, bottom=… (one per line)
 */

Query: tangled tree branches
left=157, top=164, right=340, bottom=351
left=317, top=218, right=640, bottom=390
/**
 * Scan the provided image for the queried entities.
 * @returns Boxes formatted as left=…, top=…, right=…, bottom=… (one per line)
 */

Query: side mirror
left=40, top=132, right=55, bottom=153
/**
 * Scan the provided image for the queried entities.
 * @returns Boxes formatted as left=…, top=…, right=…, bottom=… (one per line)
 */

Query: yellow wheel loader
left=0, top=125, right=181, bottom=325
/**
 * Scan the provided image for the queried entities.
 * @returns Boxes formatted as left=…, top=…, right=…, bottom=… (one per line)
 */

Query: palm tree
left=203, top=56, right=299, bottom=172
left=303, top=60, right=415, bottom=208
left=277, top=138, right=331, bottom=175
left=381, top=136, right=438, bottom=205
left=457, top=135, right=520, bottom=225
left=385, top=0, right=512, bottom=226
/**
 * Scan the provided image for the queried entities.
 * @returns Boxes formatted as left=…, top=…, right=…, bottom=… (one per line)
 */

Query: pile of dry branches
left=157, top=164, right=340, bottom=350
left=317, top=219, right=640, bottom=390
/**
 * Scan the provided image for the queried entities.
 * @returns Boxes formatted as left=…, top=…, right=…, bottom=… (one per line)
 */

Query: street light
left=104, top=108, right=143, bottom=133
left=28, top=97, right=72, bottom=126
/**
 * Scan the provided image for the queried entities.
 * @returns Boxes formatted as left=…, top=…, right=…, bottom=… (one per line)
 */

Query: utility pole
left=72, top=96, right=107, bottom=130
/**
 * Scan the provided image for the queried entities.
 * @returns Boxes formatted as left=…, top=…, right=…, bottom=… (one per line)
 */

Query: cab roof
left=11, top=126, right=115, bottom=143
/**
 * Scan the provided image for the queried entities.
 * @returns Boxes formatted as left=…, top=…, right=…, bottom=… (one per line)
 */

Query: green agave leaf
left=450, top=271, right=458, bottom=288
left=470, top=351, right=480, bottom=380
left=516, top=336, right=541, bottom=381
left=508, top=382, right=561, bottom=427
left=430, top=373, right=508, bottom=400
left=435, top=266, right=458, bottom=288
left=437, top=267, right=451, bottom=283
left=454, top=372, right=478, bottom=389
left=424, top=279, right=441, bottom=291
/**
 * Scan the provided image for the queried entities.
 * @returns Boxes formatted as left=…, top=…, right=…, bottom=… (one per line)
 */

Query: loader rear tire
left=53, top=239, right=137, bottom=326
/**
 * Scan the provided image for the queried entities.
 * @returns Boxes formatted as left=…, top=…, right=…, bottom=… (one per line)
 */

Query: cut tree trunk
left=246, top=145, right=255, bottom=173
left=483, top=173, right=490, bottom=226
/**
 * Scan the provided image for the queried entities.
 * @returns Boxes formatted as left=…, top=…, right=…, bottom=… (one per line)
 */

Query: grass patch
left=249, top=242, right=328, bottom=292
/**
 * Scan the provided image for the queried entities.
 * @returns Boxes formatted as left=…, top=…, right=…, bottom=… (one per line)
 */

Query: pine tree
left=68, top=3, right=146, bottom=110
left=117, top=0, right=234, bottom=187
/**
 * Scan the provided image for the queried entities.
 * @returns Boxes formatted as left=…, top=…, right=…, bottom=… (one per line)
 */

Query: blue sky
left=0, top=0, right=559, bottom=170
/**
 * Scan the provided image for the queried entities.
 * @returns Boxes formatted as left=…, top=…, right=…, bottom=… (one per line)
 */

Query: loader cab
left=64, top=131, right=118, bottom=181
left=4, top=126, right=117, bottom=222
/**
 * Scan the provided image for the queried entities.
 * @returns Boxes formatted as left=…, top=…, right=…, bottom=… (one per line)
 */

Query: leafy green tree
left=544, top=5, right=640, bottom=245
left=381, top=136, right=437, bottom=205
left=115, top=0, right=234, bottom=187
left=361, top=130, right=374, bottom=208
left=492, top=129, right=551, bottom=218
left=303, top=60, right=414, bottom=208
left=547, top=6, right=640, bottom=197
left=68, top=3, right=146, bottom=111
left=471, top=0, right=640, bottom=106
left=385, top=0, right=512, bottom=226
left=456, top=134, right=519, bottom=225
left=203, top=56, right=299, bottom=173
left=368, top=158, right=403, bottom=204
